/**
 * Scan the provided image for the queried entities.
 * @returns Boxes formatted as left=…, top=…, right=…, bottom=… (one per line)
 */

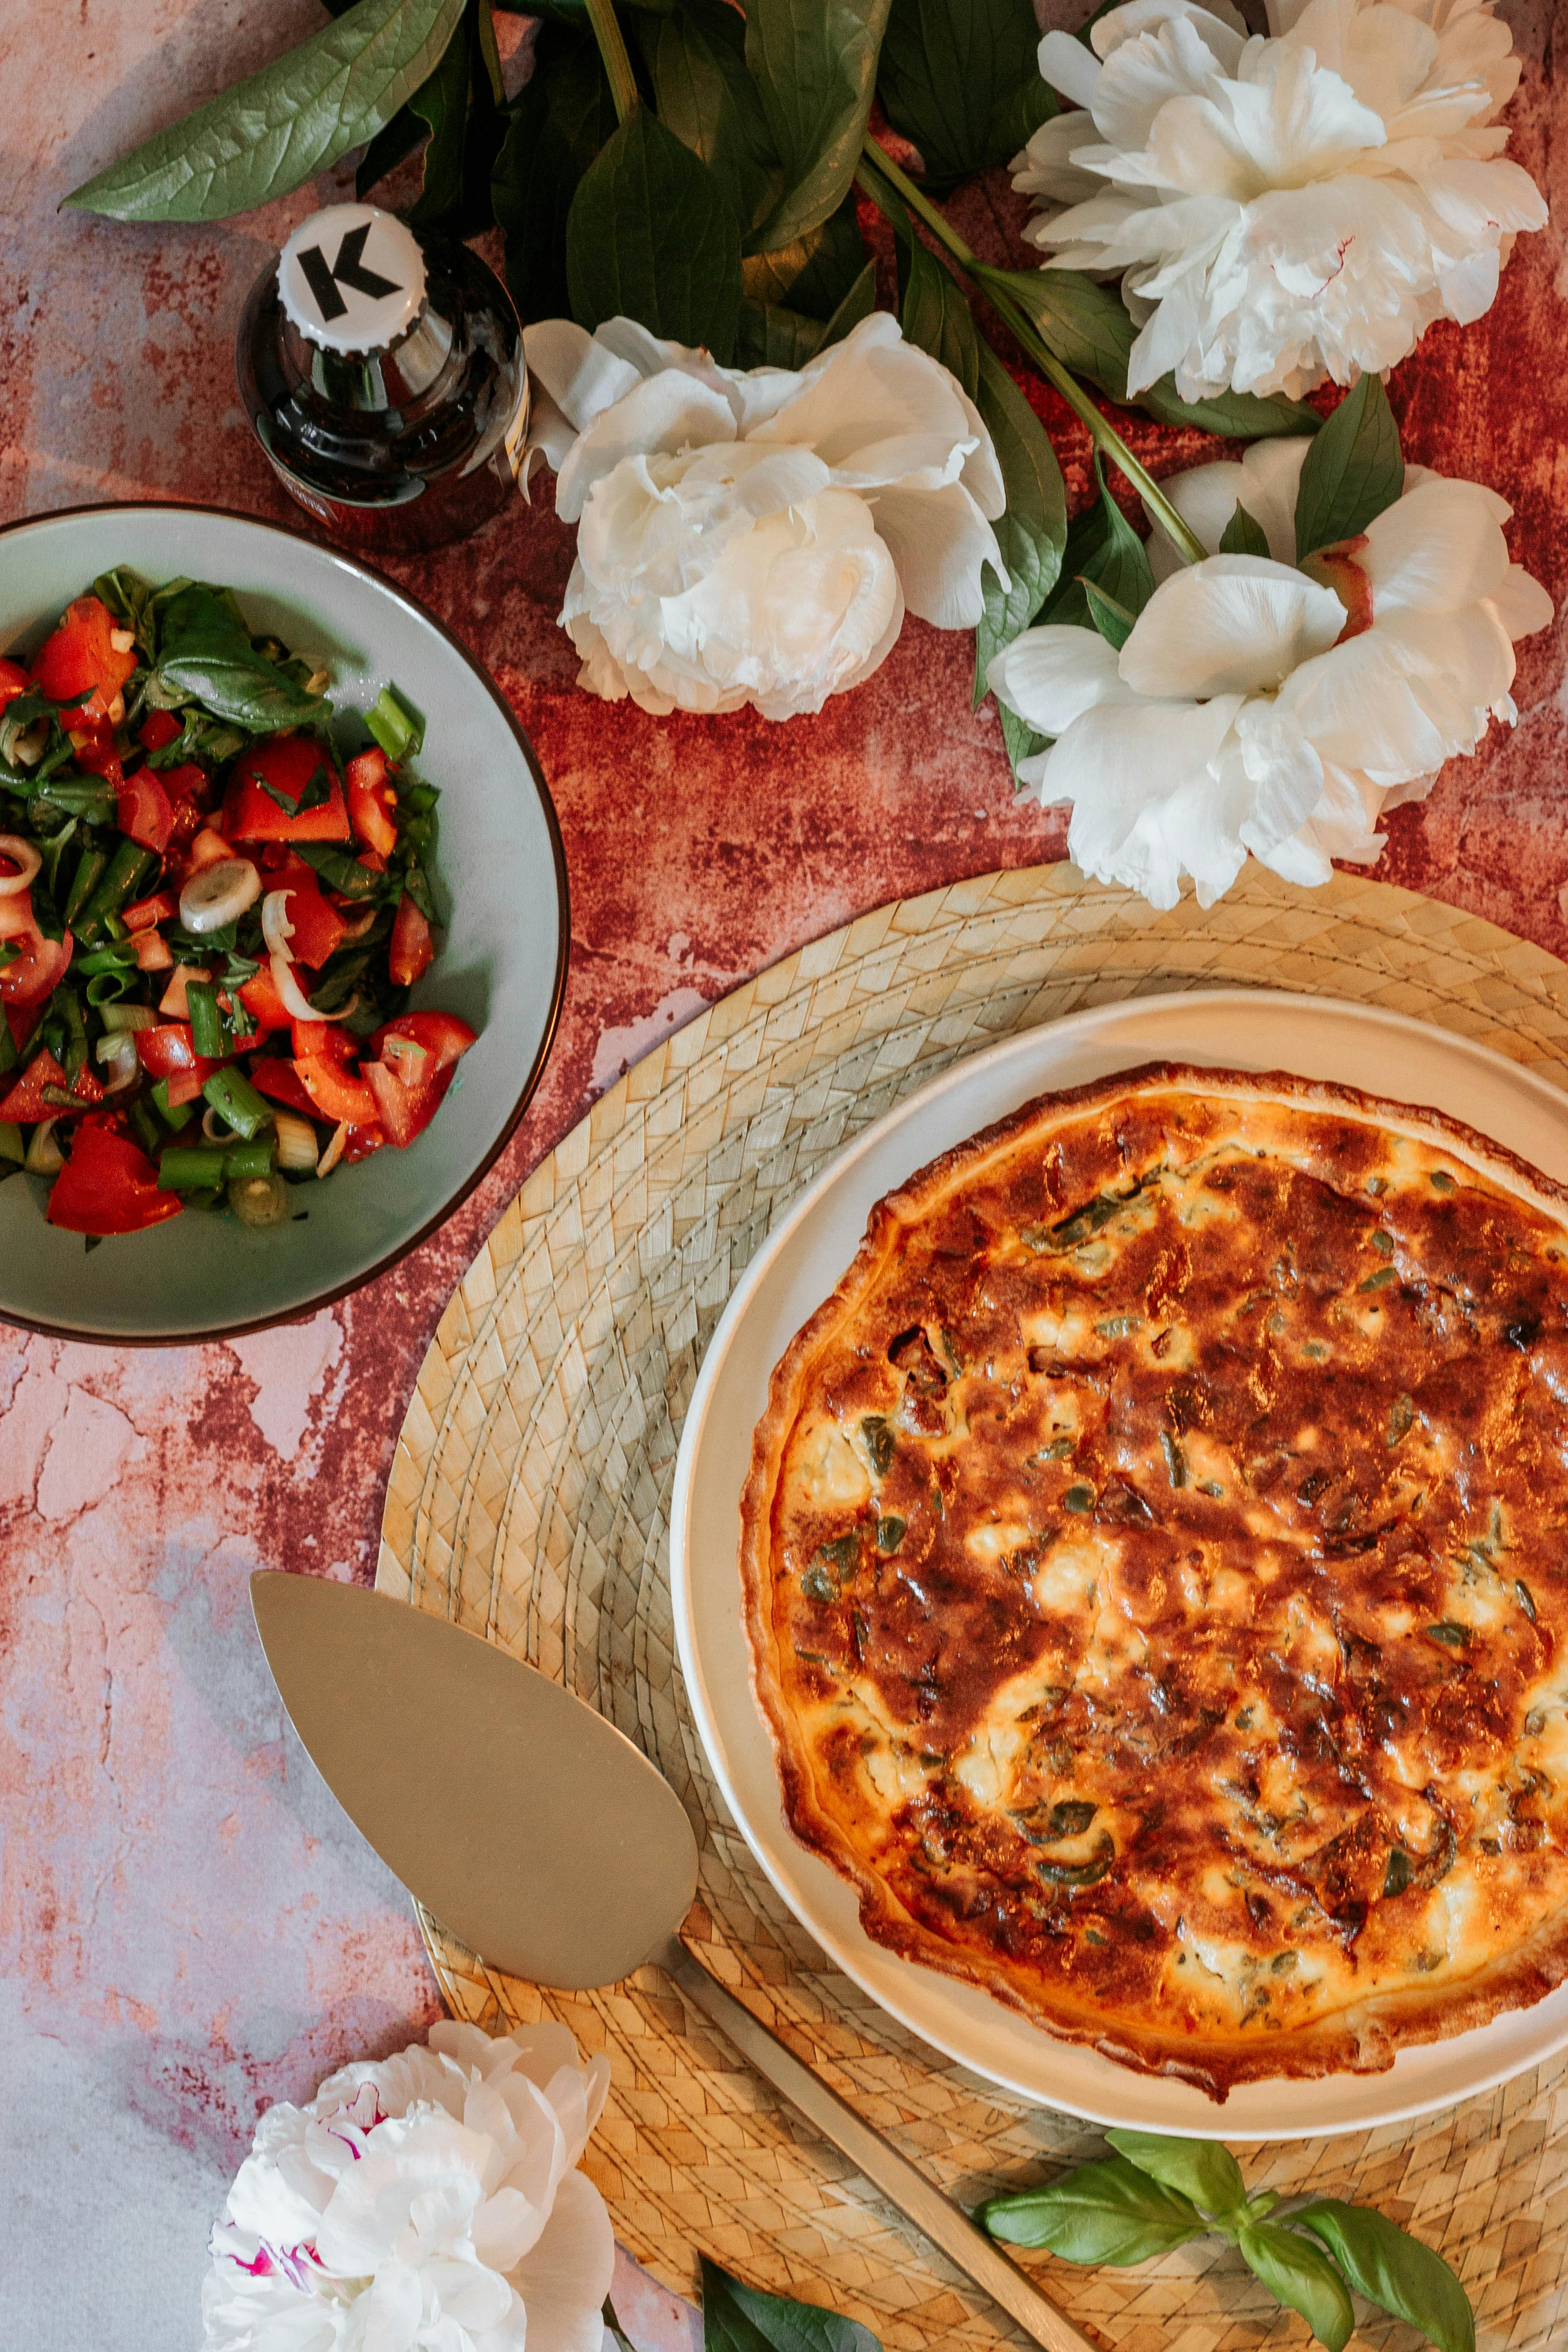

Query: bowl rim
left=0, top=499, right=571, bottom=1348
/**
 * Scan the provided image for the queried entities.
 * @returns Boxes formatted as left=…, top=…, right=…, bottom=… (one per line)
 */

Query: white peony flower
left=987, top=435, right=1551, bottom=909
left=1014, top=0, right=1547, bottom=401
left=521, top=311, right=1007, bottom=720
left=200, top=2018, right=614, bottom=2352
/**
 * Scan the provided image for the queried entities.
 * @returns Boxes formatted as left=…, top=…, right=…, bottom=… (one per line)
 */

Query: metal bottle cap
left=277, top=204, right=426, bottom=355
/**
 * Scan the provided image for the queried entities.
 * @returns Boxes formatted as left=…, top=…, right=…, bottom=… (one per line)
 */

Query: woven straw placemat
left=378, top=861, right=1568, bottom=2352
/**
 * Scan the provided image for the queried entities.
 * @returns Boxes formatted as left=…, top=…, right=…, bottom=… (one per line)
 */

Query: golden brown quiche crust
left=739, top=1064, right=1568, bottom=2098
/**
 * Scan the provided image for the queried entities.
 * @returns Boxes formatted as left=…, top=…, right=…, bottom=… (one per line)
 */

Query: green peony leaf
left=1081, top=578, right=1137, bottom=651
left=980, top=2156, right=1206, bottom=2265
left=701, top=2256, right=883, bottom=2352
left=566, top=101, right=743, bottom=361
left=877, top=0, right=1054, bottom=186
left=653, top=0, right=782, bottom=237
left=819, top=260, right=876, bottom=349
left=1217, top=502, right=1271, bottom=558
left=1294, top=370, right=1404, bottom=558
left=1238, top=2223, right=1354, bottom=2352
left=405, top=0, right=506, bottom=234
left=744, top=0, right=892, bottom=254
left=493, top=25, right=616, bottom=322
left=65, top=0, right=466, bottom=221
left=1105, top=2131, right=1248, bottom=2221
left=742, top=198, right=869, bottom=319
left=733, top=302, right=826, bottom=368
left=1296, top=2200, right=1475, bottom=2352
left=972, top=343, right=1066, bottom=788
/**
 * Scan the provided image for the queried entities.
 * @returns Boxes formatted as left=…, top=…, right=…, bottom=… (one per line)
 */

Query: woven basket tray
left=378, top=862, right=1568, bottom=2352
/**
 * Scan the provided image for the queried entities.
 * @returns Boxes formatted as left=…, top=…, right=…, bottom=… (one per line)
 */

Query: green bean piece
left=150, top=1078, right=195, bottom=1131
left=77, top=843, right=157, bottom=940
left=157, top=1143, right=230, bottom=1192
left=223, top=1137, right=278, bottom=1182
left=64, top=846, right=109, bottom=927
left=60, top=990, right=89, bottom=1085
left=202, top=1066, right=272, bottom=1141
left=186, top=980, right=226, bottom=1062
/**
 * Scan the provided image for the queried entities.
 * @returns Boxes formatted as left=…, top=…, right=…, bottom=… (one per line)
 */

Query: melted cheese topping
left=751, top=1081, right=1568, bottom=2086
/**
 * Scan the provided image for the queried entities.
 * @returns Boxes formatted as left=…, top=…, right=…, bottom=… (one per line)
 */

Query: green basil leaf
left=1218, top=502, right=1270, bottom=558
left=566, top=102, right=743, bottom=361
left=1238, top=2223, right=1354, bottom=2352
left=65, top=0, right=466, bottom=222
left=701, top=2255, right=882, bottom=2352
left=405, top=0, right=506, bottom=234
left=154, top=586, right=327, bottom=733
left=878, top=0, right=1054, bottom=185
left=972, top=341, right=1066, bottom=771
left=1295, top=2200, right=1475, bottom=2352
left=493, top=25, right=617, bottom=324
left=980, top=2156, right=1205, bottom=2264
left=733, top=303, right=826, bottom=369
left=742, top=198, right=868, bottom=317
left=654, top=0, right=782, bottom=237
left=1294, top=370, right=1403, bottom=559
left=819, top=260, right=876, bottom=350
left=744, top=0, right=892, bottom=254
left=91, top=566, right=159, bottom=663
left=1103, top=2130, right=1247, bottom=2220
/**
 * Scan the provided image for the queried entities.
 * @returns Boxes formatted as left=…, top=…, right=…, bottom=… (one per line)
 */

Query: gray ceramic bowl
left=0, top=505, right=568, bottom=1342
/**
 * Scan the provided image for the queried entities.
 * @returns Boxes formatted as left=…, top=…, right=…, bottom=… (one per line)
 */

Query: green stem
left=584, top=0, right=639, bottom=124
left=858, top=136, right=1208, bottom=568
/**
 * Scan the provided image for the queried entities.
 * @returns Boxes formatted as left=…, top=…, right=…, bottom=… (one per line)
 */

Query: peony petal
left=988, top=628, right=1139, bottom=733
left=1094, top=0, right=1249, bottom=67
left=867, top=479, right=1004, bottom=627
left=1483, top=567, right=1555, bottom=640
left=1038, top=29, right=1103, bottom=108
left=1359, top=474, right=1512, bottom=613
left=509, top=2171, right=617, bottom=2352
left=1049, top=694, right=1248, bottom=908
left=523, top=322, right=641, bottom=438
left=554, top=375, right=737, bottom=523
left=1119, top=555, right=1344, bottom=697
left=1145, top=436, right=1310, bottom=573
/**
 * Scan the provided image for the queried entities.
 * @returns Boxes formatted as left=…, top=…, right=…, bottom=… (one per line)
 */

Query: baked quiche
left=739, top=1064, right=1568, bottom=2097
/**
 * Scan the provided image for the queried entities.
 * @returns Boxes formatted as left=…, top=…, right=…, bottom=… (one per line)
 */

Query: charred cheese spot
left=747, top=1075, right=1568, bottom=2094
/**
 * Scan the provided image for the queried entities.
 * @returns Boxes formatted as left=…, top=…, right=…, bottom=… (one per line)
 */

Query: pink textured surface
left=0, top=0, right=1564, bottom=2340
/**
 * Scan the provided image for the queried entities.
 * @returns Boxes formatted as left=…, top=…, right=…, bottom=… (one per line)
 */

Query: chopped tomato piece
left=32, top=597, right=137, bottom=725
left=345, top=747, right=398, bottom=855
left=165, top=1067, right=211, bottom=1109
left=160, top=760, right=212, bottom=818
left=47, top=1119, right=182, bottom=1236
left=269, top=870, right=346, bottom=971
left=0, top=657, right=29, bottom=710
left=182, top=828, right=236, bottom=877
left=134, top=1024, right=202, bottom=1078
left=357, top=849, right=388, bottom=876
left=362, top=1056, right=454, bottom=1149
left=226, top=735, right=351, bottom=843
left=0, top=1049, right=102, bottom=1123
left=0, top=927, right=72, bottom=1007
left=388, top=893, right=433, bottom=987
left=116, top=768, right=175, bottom=855
left=138, top=709, right=183, bottom=752
left=295, top=1054, right=377, bottom=1126
left=342, top=1123, right=385, bottom=1164
left=249, top=1057, right=320, bottom=1117
left=122, top=891, right=177, bottom=933
left=238, top=965, right=294, bottom=1034
left=290, top=1017, right=355, bottom=1065
left=134, top=929, right=174, bottom=973
left=5, top=1005, right=34, bottom=1055
left=73, top=725, right=125, bottom=794
left=157, top=965, right=209, bottom=1022
left=372, top=1009, right=477, bottom=1071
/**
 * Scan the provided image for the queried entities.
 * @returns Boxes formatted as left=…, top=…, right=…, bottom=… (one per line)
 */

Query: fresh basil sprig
left=699, top=2255, right=882, bottom=2352
left=980, top=2130, right=1475, bottom=2352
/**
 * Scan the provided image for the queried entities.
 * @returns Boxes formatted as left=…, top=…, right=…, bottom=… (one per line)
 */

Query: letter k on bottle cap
left=277, top=205, right=425, bottom=354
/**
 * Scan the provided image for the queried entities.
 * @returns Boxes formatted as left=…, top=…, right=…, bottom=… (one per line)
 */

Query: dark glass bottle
left=236, top=202, right=528, bottom=553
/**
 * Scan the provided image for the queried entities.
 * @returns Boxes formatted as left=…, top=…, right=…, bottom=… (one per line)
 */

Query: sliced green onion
left=223, top=1137, right=277, bottom=1182
left=186, top=980, right=226, bottom=1062
left=60, top=991, right=89, bottom=1084
left=0, top=1121, right=22, bottom=1167
left=76, top=942, right=140, bottom=974
left=93, top=1032, right=140, bottom=1089
left=24, top=1119, right=63, bottom=1175
left=85, top=970, right=140, bottom=1008
left=365, top=683, right=425, bottom=762
left=101, top=1003, right=158, bottom=1033
left=129, top=1098, right=162, bottom=1158
left=78, top=842, right=157, bottom=940
left=272, top=1111, right=318, bottom=1174
left=201, top=1066, right=271, bottom=1141
left=150, top=1077, right=195, bottom=1131
left=158, top=1143, right=229, bottom=1192
left=65, top=846, right=109, bottom=926
left=229, top=1171, right=291, bottom=1229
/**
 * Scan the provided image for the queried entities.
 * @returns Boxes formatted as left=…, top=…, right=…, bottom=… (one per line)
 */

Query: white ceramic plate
left=671, top=987, right=1568, bottom=2138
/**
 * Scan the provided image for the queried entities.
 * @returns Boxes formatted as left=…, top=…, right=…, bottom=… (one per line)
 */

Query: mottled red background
left=0, top=0, right=1564, bottom=2338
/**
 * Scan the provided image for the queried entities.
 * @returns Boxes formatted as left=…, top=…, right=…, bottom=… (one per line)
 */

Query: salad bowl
left=0, top=503, right=568, bottom=1343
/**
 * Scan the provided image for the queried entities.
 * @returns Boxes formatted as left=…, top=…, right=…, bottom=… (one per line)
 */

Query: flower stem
left=584, top=0, right=639, bottom=123
left=858, top=134, right=1208, bottom=568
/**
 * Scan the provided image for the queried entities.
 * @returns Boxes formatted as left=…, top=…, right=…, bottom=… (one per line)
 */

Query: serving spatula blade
left=250, top=1571, right=698, bottom=1988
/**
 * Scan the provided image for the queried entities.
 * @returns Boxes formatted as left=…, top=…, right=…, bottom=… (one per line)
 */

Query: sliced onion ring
left=261, top=889, right=296, bottom=960
left=180, top=858, right=261, bottom=935
left=269, top=951, right=357, bottom=1026
left=0, top=836, right=41, bottom=898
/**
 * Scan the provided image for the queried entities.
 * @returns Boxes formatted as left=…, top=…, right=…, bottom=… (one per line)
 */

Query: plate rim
left=0, top=499, right=570, bottom=1346
left=670, top=983, right=1568, bottom=2136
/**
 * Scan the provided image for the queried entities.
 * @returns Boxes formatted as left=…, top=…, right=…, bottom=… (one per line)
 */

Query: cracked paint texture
left=2, top=0, right=1566, bottom=2340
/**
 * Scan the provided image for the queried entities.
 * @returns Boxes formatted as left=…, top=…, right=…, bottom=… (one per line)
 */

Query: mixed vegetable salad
left=0, top=569, right=476, bottom=1239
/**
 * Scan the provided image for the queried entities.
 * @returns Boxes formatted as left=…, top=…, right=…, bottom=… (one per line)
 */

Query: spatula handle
left=655, top=1937, right=1098, bottom=2352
